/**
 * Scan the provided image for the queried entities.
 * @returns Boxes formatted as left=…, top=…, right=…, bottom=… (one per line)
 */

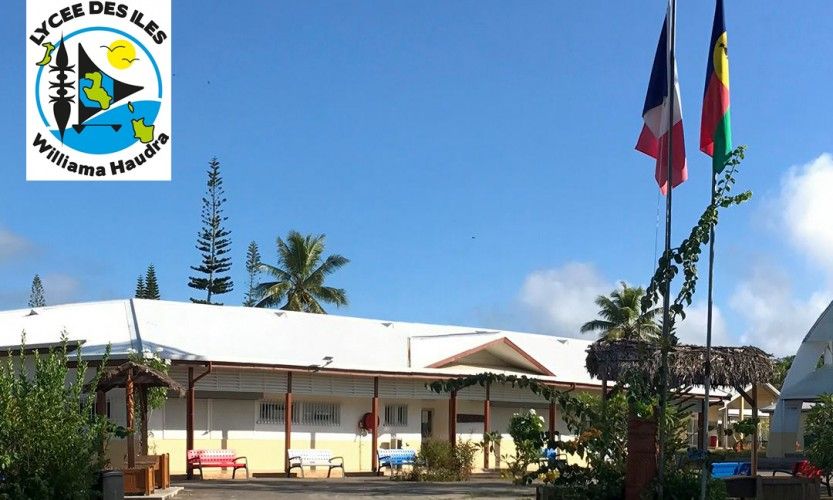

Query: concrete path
left=173, top=477, right=535, bottom=499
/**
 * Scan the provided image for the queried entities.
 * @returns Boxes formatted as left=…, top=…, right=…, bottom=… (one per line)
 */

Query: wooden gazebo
left=585, top=340, right=774, bottom=497
left=90, top=361, right=185, bottom=468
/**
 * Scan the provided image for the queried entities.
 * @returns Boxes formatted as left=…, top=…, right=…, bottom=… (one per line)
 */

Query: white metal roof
left=0, top=299, right=598, bottom=385
left=0, top=298, right=730, bottom=397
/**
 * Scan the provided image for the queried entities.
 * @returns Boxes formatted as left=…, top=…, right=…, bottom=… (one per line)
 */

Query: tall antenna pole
left=656, top=1, right=676, bottom=497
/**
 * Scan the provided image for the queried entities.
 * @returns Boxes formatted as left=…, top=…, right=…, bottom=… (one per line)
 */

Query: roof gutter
left=168, top=359, right=600, bottom=390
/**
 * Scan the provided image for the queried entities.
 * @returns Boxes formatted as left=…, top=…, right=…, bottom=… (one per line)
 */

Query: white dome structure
left=768, top=301, right=833, bottom=457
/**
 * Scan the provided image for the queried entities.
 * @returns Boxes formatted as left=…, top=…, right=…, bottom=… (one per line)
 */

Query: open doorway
left=421, top=409, right=433, bottom=440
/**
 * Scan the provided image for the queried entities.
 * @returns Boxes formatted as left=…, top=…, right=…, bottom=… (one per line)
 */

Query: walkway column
left=285, top=371, right=293, bottom=477
left=549, top=400, right=556, bottom=438
left=448, top=390, right=457, bottom=447
left=751, top=384, right=759, bottom=475
left=186, top=367, right=194, bottom=479
left=126, top=367, right=135, bottom=468
left=483, top=382, right=491, bottom=469
left=372, top=377, right=379, bottom=474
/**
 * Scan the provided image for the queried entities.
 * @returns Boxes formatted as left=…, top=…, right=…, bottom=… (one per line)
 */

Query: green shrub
left=504, top=409, right=547, bottom=484
left=0, top=334, right=110, bottom=500
left=406, top=439, right=477, bottom=481
left=806, top=394, right=833, bottom=496
left=655, top=468, right=728, bottom=500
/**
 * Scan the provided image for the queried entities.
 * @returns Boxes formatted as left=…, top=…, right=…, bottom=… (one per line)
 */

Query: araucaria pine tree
left=28, top=274, right=46, bottom=307
left=144, top=264, right=161, bottom=300
left=188, top=157, right=233, bottom=304
left=243, top=241, right=261, bottom=307
left=135, top=276, right=146, bottom=298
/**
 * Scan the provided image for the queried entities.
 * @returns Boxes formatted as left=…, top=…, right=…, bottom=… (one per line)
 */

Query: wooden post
left=602, top=375, right=608, bottom=403
left=139, top=386, right=149, bottom=456
left=483, top=382, right=491, bottom=470
left=625, top=413, right=657, bottom=500
left=126, top=368, right=135, bottom=468
left=751, top=384, right=759, bottom=476
left=372, top=377, right=380, bottom=474
left=186, top=367, right=194, bottom=479
left=697, top=410, right=705, bottom=451
left=722, top=406, right=729, bottom=449
left=449, top=390, right=457, bottom=447
left=95, top=390, right=107, bottom=416
left=285, top=371, right=293, bottom=477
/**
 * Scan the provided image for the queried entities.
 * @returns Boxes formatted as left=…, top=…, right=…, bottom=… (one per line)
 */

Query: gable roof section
left=425, top=337, right=555, bottom=376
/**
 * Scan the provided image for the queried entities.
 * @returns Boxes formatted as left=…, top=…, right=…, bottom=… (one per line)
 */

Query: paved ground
left=173, top=477, right=535, bottom=499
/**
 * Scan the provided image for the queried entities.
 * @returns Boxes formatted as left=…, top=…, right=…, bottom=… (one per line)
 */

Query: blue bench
left=540, top=448, right=567, bottom=468
left=711, top=461, right=751, bottom=478
left=377, top=449, right=417, bottom=473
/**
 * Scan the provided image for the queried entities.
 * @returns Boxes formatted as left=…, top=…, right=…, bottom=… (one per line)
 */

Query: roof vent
left=26, top=309, right=38, bottom=317
left=557, top=339, right=568, bottom=344
left=275, top=312, right=287, bottom=317
left=381, top=322, right=393, bottom=327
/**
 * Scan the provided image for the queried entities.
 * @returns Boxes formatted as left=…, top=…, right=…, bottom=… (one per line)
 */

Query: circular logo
left=34, top=27, right=163, bottom=155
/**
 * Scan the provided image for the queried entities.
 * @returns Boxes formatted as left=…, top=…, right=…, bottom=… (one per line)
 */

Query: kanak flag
left=636, top=7, right=687, bottom=194
left=700, top=0, right=732, bottom=174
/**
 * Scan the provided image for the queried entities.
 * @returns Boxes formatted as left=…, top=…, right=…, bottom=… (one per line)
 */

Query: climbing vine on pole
left=641, top=146, right=752, bottom=338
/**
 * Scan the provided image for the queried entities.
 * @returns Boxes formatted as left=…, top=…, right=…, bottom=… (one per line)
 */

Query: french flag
left=636, top=9, right=687, bottom=194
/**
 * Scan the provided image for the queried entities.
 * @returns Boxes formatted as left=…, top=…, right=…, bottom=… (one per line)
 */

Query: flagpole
left=700, top=172, right=716, bottom=500
left=657, top=0, right=676, bottom=497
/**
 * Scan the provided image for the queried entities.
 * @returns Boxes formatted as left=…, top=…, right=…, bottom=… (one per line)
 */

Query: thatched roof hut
left=86, top=361, right=185, bottom=395
left=586, top=340, right=773, bottom=389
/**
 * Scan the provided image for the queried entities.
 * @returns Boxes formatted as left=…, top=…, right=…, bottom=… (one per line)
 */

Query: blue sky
left=2, top=1, right=832, bottom=356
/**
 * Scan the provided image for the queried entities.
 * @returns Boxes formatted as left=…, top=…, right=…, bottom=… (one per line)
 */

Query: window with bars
left=384, top=404, right=408, bottom=427
left=257, top=401, right=340, bottom=427
left=301, top=401, right=340, bottom=426
left=258, top=401, right=286, bottom=424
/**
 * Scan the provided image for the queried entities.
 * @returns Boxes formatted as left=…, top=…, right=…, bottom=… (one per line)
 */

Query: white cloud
left=40, top=274, right=82, bottom=306
left=723, top=153, right=833, bottom=356
left=0, top=228, right=34, bottom=264
left=518, top=262, right=612, bottom=338
left=728, top=264, right=831, bottom=357
left=780, top=153, right=833, bottom=276
left=675, top=302, right=730, bottom=347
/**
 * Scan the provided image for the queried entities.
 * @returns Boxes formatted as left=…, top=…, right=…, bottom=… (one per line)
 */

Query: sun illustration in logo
left=103, top=39, right=138, bottom=69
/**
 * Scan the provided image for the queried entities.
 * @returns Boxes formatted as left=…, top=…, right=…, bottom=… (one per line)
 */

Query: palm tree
left=580, top=282, right=660, bottom=341
left=255, top=231, right=349, bottom=313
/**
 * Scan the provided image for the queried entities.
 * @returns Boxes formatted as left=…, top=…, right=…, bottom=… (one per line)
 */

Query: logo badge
left=27, top=1, right=171, bottom=181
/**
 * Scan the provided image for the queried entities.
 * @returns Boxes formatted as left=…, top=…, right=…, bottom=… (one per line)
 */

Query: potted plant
left=730, top=418, right=758, bottom=452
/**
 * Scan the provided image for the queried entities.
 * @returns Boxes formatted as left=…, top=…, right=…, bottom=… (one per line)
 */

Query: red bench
left=187, top=449, right=249, bottom=479
left=772, top=459, right=830, bottom=494
left=772, top=460, right=822, bottom=479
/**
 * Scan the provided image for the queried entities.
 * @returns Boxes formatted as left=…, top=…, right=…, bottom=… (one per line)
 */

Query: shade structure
left=586, top=339, right=774, bottom=479
left=586, top=340, right=773, bottom=389
left=87, top=361, right=185, bottom=470
left=89, top=361, right=185, bottom=395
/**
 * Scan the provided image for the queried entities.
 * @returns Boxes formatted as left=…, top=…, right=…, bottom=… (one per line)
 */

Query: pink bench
left=187, top=449, right=249, bottom=479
